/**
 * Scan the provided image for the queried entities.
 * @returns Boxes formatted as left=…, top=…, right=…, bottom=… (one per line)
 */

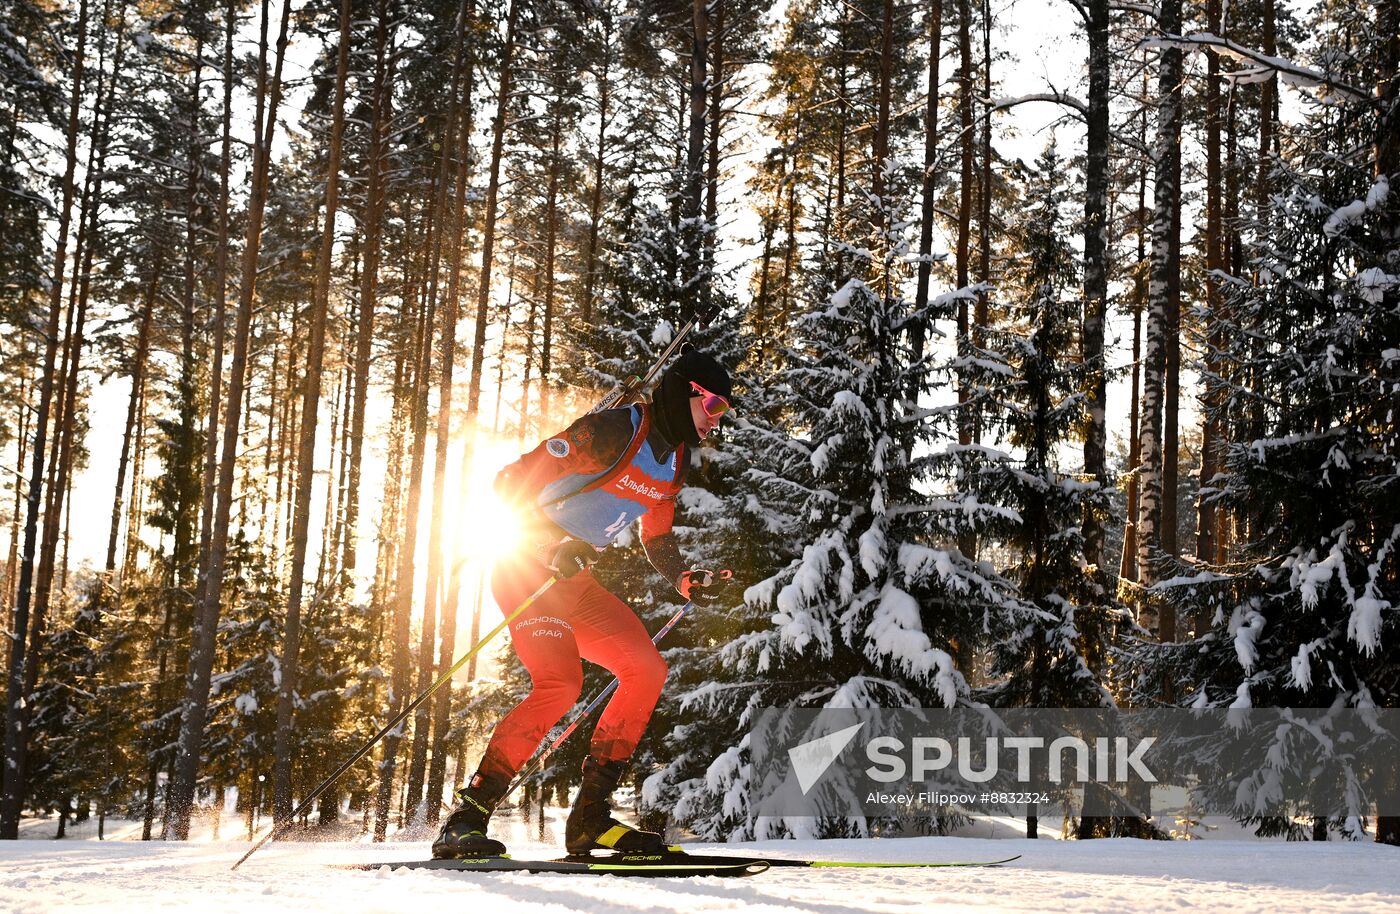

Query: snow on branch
left=991, top=92, right=1089, bottom=117
left=1142, top=32, right=1372, bottom=104
left=1109, top=1, right=1161, bottom=16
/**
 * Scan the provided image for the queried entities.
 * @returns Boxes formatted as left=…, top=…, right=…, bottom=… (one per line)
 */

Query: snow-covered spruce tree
left=651, top=268, right=1033, bottom=840
left=1142, top=35, right=1398, bottom=839
left=977, top=144, right=1118, bottom=711
left=199, top=533, right=282, bottom=834
left=635, top=328, right=805, bottom=840
left=25, top=579, right=146, bottom=833
left=279, top=593, right=378, bottom=828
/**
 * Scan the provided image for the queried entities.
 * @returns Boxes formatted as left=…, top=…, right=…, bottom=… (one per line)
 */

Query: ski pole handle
left=231, top=574, right=561, bottom=871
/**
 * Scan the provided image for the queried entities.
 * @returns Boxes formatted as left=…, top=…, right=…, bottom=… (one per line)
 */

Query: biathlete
left=433, top=349, right=735, bottom=858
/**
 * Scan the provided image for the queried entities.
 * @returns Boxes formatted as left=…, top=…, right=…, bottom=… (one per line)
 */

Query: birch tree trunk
left=1139, top=0, right=1183, bottom=644
left=909, top=0, right=943, bottom=405
left=1081, top=0, right=1110, bottom=599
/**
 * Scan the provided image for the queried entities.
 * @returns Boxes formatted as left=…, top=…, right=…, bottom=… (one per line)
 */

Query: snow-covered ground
left=4, top=817, right=1398, bottom=914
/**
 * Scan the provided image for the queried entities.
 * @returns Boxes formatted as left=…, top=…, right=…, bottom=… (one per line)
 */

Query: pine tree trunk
left=320, top=352, right=349, bottom=590
left=374, top=161, right=454, bottom=841
left=5, top=368, right=30, bottom=614
left=955, top=0, right=975, bottom=565
left=465, top=569, right=486, bottom=680
left=518, top=270, right=541, bottom=444
left=342, top=0, right=393, bottom=586
left=404, top=3, right=474, bottom=816
left=1, top=0, right=89, bottom=839
left=974, top=0, right=991, bottom=387
left=491, top=263, right=515, bottom=438
left=371, top=315, right=412, bottom=617
left=580, top=14, right=612, bottom=325
left=781, top=117, right=801, bottom=328
left=464, top=0, right=518, bottom=432
left=373, top=299, right=434, bottom=839
left=833, top=10, right=849, bottom=285
left=169, top=0, right=294, bottom=838
left=197, top=0, right=238, bottom=607
left=873, top=0, right=894, bottom=300
left=540, top=117, right=560, bottom=428
left=686, top=0, right=708, bottom=316
left=29, top=0, right=126, bottom=688
left=107, top=259, right=161, bottom=574
left=703, top=0, right=724, bottom=317
left=754, top=172, right=779, bottom=366
left=1196, top=0, right=1224, bottom=613
left=168, top=20, right=214, bottom=829
left=124, top=383, right=149, bottom=575
left=1378, top=1, right=1400, bottom=847
left=271, top=0, right=353, bottom=823
left=1378, top=0, right=1399, bottom=197
left=1245, top=0, right=1277, bottom=489
left=1120, top=57, right=1148, bottom=586
left=419, top=1, right=477, bottom=820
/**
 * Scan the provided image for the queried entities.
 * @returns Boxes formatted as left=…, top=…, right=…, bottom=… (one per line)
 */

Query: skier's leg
left=563, top=580, right=670, bottom=854
left=435, top=559, right=584, bottom=858
left=478, top=558, right=587, bottom=777
left=570, top=583, right=668, bottom=763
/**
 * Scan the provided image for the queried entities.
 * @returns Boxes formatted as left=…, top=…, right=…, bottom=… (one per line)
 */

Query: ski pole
left=231, top=573, right=560, bottom=870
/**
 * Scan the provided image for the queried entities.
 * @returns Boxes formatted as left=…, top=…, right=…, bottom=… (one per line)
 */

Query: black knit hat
left=651, top=349, right=733, bottom=447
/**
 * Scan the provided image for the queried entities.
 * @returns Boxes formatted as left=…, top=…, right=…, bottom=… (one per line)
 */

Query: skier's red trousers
left=477, top=552, right=667, bottom=781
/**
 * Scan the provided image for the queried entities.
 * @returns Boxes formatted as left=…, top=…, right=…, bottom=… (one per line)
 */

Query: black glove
left=677, top=569, right=732, bottom=605
left=547, top=539, right=599, bottom=579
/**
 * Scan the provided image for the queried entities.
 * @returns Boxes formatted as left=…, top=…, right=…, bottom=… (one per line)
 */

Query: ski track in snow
left=3, top=836, right=1399, bottom=914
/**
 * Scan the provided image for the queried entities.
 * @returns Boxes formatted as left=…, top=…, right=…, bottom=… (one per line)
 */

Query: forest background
left=0, top=0, right=1396, bottom=846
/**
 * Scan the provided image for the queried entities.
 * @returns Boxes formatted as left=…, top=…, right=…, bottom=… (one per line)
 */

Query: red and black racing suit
left=478, top=402, right=689, bottom=780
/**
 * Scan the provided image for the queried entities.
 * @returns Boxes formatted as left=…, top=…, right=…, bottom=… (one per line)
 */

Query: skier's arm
left=639, top=500, right=687, bottom=589
left=493, top=410, right=632, bottom=507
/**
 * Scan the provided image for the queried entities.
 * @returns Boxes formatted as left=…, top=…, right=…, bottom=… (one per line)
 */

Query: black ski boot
left=433, top=770, right=510, bottom=859
left=564, top=756, right=668, bottom=856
